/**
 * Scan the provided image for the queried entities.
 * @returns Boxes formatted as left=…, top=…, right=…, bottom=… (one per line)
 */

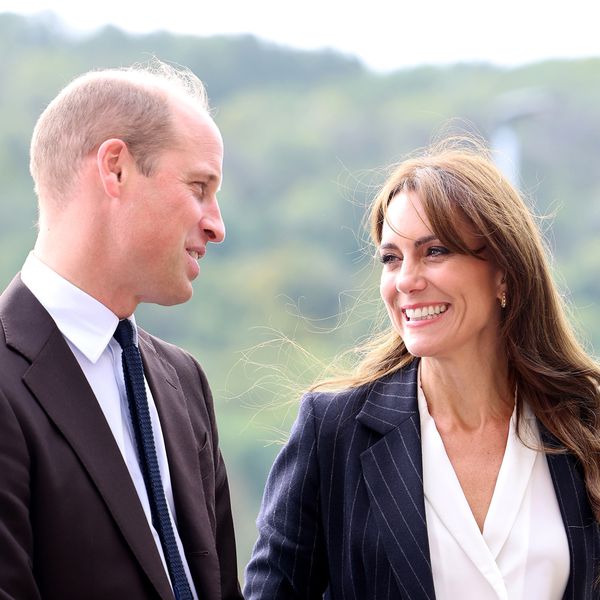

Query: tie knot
left=113, top=319, right=135, bottom=349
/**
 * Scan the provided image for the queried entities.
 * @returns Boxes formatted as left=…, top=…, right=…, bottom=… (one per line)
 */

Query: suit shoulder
left=300, top=380, right=374, bottom=429
left=138, top=328, right=195, bottom=364
left=300, top=362, right=419, bottom=431
left=137, top=328, right=210, bottom=388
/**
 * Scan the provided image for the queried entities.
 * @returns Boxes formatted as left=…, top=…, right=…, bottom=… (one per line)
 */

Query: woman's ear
left=496, top=269, right=508, bottom=306
left=96, top=139, right=131, bottom=198
left=495, top=267, right=507, bottom=287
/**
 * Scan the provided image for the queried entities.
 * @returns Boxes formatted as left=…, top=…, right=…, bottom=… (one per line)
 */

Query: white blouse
left=418, top=384, right=570, bottom=600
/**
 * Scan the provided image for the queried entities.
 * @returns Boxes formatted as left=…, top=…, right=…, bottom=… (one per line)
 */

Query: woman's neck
left=419, top=355, right=513, bottom=430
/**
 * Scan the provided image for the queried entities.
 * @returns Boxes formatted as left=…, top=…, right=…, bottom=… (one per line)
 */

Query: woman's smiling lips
left=401, top=303, right=449, bottom=323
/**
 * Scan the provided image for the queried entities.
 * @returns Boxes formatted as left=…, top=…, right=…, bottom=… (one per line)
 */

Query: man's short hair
left=30, top=59, right=209, bottom=202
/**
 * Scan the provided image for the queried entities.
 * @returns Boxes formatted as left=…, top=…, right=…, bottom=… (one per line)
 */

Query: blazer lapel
left=1, top=277, right=174, bottom=599
left=139, top=335, right=219, bottom=597
left=357, top=361, right=436, bottom=600
left=543, top=430, right=597, bottom=599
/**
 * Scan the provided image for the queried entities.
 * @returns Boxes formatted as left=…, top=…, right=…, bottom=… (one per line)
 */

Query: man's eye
left=193, top=183, right=206, bottom=198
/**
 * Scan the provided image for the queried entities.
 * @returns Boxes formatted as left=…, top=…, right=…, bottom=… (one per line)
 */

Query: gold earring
left=500, top=291, right=507, bottom=309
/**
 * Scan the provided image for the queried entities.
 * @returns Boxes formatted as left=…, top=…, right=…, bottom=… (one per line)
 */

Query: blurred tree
left=1, top=11, right=598, bottom=576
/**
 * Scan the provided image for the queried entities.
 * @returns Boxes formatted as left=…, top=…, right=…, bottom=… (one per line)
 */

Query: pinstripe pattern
left=244, top=361, right=599, bottom=599
left=543, top=431, right=599, bottom=599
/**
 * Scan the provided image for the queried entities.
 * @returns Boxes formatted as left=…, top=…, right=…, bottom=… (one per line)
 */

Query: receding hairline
left=63, top=65, right=209, bottom=112
left=29, top=61, right=212, bottom=203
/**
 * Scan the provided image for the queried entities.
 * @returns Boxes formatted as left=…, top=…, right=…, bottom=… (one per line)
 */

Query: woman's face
left=379, top=191, right=505, bottom=362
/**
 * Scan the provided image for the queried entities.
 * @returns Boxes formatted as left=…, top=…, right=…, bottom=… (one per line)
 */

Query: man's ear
left=96, top=139, right=132, bottom=198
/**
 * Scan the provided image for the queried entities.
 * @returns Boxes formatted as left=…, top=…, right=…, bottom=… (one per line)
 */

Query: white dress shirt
left=418, top=377, right=569, bottom=600
left=21, top=252, right=197, bottom=599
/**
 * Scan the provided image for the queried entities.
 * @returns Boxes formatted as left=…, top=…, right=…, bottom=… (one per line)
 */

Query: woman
left=244, top=139, right=600, bottom=599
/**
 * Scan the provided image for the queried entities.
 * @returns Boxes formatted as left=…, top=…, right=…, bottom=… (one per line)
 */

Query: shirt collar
left=20, top=252, right=137, bottom=363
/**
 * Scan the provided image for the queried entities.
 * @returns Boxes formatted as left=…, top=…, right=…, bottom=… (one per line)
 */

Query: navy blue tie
left=114, top=319, right=193, bottom=600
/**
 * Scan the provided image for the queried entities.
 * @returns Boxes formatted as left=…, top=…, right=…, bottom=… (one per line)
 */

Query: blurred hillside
left=1, top=11, right=599, bottom=576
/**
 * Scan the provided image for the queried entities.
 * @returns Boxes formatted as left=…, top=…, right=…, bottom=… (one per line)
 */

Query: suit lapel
left=543, top=430, right=597, bottom=599
left=357, top=361, right=436, bottom=600
left=1, top=278, right=174, bottom=599
left=355, top=363, right=598, bottom=600
left=139, top=334, right=219, bottom=597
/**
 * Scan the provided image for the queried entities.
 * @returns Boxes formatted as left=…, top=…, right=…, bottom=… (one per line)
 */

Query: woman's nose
left=394, top=259, right=426, bottom=294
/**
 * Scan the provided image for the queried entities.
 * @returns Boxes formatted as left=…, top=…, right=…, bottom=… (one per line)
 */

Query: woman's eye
left=426, top=246, right=450, bottom=258
left=378, top=253, right=402, bottom=265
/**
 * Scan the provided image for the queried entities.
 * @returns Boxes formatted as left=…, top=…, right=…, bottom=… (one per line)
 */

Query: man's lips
left=186, top=247, right=205, bottom=260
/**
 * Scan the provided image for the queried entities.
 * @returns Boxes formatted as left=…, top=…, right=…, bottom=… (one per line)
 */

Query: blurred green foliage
left=1, top=11, right=598, bottom=577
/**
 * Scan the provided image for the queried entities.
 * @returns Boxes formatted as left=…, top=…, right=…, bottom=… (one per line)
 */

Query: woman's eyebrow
left=414, top=234, right=439, bottom=248
left=379, top=235, right=439, bottom=251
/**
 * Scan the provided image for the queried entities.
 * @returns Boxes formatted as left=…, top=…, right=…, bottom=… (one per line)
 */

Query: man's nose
left=203, top=199, right=225, bottom=243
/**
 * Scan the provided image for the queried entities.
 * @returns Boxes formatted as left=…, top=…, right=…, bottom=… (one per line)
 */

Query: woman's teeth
left=404, top=304, right=447, bottom=321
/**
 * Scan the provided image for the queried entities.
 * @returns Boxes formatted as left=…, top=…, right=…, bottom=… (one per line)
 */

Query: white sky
left=1, top=0, right=599, bottom=72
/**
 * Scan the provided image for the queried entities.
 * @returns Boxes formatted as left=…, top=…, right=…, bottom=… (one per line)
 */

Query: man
left=0, top=61, right=242, bottom=599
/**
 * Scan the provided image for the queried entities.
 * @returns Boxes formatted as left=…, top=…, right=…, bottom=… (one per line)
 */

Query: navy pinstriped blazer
left=244, top=360, right=599, bottom=599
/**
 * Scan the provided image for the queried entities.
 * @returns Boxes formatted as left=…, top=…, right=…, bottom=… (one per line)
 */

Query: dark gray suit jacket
left=0, top=276, right=242, bottom=600
left=244, top=359, right=599, bottom=599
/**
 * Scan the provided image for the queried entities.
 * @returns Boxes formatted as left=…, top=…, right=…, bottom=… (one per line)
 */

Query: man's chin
left=146, top=285, right=194, bottom=308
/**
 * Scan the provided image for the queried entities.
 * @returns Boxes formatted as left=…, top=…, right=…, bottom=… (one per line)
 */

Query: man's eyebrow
left=193, top=173, right=220, bottom=183
left=379, top=235, right=439, bottom=251
left=190, top=171, right=222, bottom=190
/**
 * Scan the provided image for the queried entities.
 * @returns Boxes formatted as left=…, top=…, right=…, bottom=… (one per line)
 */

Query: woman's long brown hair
left=313, top=138, right=600, bottom=520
